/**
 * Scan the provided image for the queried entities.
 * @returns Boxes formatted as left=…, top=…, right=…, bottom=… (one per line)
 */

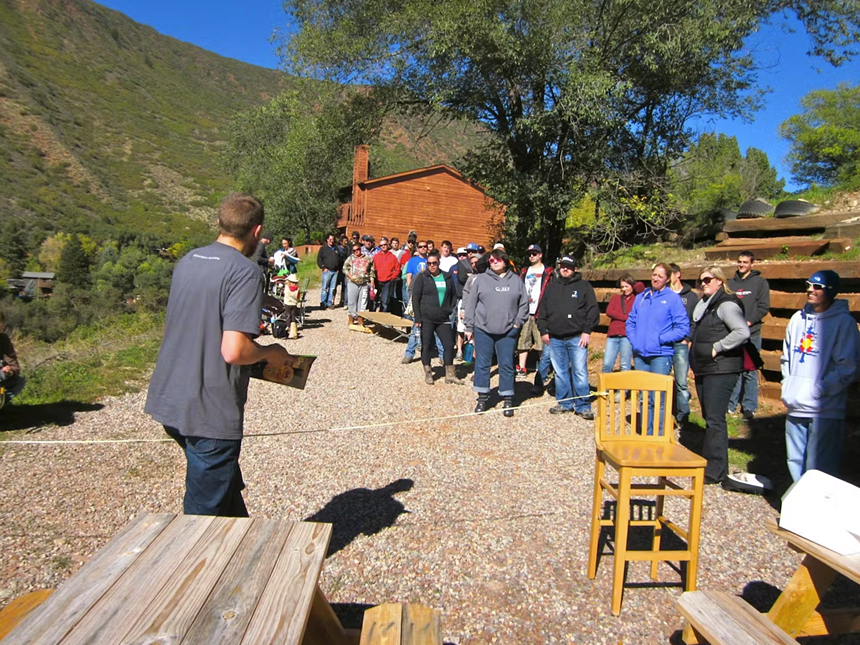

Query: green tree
left=57, top=234, right=92, bottom=287
left=0, top=221, right=29, bottom=276
left=780, top=82, right=860, bottom=188
left=280, top=0, right=860, bottom=257
left=670, top=133, right=784, bottom=225
left=224, top=87, right=385, bottom=242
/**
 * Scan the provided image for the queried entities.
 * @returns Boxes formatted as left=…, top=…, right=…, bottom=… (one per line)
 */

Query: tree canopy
left=223, top=86, right=386, bottom=243
left=279, top=0, right=860, bottom=258
left=670, top=133, right=784, bottom=222
left=780, top=82, right=860, bottom=189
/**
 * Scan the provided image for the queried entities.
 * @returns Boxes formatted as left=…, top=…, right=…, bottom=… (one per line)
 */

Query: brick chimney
left=353, top=144, right=369, bottom=185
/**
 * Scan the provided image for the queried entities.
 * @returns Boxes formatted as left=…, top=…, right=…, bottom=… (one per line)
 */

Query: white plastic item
left=780, top=470, right=860, bottom=556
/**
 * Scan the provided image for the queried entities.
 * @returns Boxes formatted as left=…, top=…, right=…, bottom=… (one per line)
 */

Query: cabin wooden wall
left=351, top=169, right=503, bottom=247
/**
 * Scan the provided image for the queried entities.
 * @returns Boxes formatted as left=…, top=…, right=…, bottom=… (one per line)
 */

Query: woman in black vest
left=690, top=266, right=750, bottom=484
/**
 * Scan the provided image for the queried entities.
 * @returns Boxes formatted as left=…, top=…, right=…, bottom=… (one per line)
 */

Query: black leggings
left=420, top=321, right=456, bottom=366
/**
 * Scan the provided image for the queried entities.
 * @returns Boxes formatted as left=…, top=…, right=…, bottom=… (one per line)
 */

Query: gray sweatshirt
left=464, top=269, right=529, bottom=334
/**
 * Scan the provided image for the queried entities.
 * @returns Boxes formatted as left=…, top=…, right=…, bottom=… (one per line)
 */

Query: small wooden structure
left=588, top=372, right=706, bottom=616
left=0, top=513, right=353, bottom=645
left=336, top=145, right=504, bottom=247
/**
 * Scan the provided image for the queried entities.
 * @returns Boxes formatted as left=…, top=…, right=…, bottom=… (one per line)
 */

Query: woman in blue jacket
left=626, top=263, right=689, bottom=432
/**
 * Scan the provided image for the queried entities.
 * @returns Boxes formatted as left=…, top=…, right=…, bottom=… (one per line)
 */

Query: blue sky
left=96, top=1, right=859, bottom=191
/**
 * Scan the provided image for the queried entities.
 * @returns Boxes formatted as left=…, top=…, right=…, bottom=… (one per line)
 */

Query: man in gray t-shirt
left=145, top=193, right=291, bottom=517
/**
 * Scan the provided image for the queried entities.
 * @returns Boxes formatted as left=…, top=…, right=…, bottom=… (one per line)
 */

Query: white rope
left=3, top=392, right=609, bottom=445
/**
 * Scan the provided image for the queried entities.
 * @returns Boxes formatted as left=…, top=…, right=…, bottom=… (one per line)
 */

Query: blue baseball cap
left=808, top=270, right=840, bottom=296
left=465, top=243, right=479, bottom=252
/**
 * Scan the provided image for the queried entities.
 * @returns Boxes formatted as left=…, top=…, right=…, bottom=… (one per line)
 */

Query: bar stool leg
left=650, top=476, right=666, bottom=580
left=686, top=469, right=705, bottom=591
left=588, top=452, right=606, bottom=580
left=612, top=468, right=632, bottom=616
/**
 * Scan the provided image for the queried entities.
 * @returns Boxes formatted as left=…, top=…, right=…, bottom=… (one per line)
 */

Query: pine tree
left=57, top=234, right=92, bottom=287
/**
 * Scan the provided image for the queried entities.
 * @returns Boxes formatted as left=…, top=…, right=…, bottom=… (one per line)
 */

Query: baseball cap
left=493, top=242, right=505, bottom=251
left=808, top=270, right=840, bottom=295
left=559, top=255, right=578, bottom=269
left=527, top=243, right=542, bottom=254
left=455, top=247, right=468, bottom=255
left=465, top=243, right=479, bottom=252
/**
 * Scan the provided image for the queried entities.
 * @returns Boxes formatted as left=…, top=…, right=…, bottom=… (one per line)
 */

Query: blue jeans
left=473, top=327, right=518, bottom=396
left=405, top=321, right=444, bottom=360
left=672, top=342, right=691, bottom=422
left=320, top=270, right=338, bottom=307
left=602, top=336, right=632, bottom=373
left=633, top=355, right=673, bottom=435
left=164, top=426, right=248, bottom=517
left=550, top=337, right=591, bottom=413
left=377, top=280, right=394, bottom=312
left=536, top=341, right=553, bottom=384
left=729, top=334, right=761, bottom=414
left=785, top=416, right=844, bottom=482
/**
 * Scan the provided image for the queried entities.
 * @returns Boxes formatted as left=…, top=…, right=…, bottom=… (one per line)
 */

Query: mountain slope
left=0, top=0, right=477, bottom=247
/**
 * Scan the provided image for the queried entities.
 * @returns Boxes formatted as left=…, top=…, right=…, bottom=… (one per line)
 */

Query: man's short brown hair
left=217, top=193, right=264, bottom=239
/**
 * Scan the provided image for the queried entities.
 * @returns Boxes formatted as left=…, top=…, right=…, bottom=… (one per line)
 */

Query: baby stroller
left=261, top=295, right=287, bottom=337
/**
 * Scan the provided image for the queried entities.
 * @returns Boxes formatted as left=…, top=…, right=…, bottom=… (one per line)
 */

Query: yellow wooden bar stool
left=587, top=371, right=706, bottom=616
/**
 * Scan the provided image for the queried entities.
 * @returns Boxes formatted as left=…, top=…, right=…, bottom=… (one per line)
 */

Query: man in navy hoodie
left=537, top=255, right=599, bottom=419
left=781, top=270, right=860, bottom=481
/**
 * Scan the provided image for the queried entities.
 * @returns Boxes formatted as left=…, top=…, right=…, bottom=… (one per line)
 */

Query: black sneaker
left=742, top=409, right=755, bottom=421
left=549, top=405, right=572, bottom=415
left=575, top=410, right=595, bottom=421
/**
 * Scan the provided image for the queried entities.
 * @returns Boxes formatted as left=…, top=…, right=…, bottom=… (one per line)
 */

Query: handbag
left=742, top=340, right=764, bottom=371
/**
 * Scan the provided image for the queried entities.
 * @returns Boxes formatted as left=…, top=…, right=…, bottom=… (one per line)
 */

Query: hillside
left=0, top=0, right=478, bottom=247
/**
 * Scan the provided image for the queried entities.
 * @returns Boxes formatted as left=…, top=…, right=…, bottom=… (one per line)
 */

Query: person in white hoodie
left=781, top=270, right=860, bottom=481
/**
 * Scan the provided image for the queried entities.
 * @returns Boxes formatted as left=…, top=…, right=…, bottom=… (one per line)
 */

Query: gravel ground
left=0, top=289, right=853, bottom=643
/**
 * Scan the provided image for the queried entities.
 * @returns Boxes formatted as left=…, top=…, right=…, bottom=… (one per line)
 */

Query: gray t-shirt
left=145, top=241, right=264, bottom=440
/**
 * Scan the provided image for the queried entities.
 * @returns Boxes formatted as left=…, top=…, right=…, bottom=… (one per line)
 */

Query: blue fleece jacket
left=780, top=299, right=860, bottom=418
left=626, top=287, right=690, bottom=358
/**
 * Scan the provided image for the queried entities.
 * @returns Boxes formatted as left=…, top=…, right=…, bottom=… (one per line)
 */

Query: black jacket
left=728, top=270, right=770, bottom=335
left=690, top=290, right=745, bottom=375
left=317, top=244, right=342, bottom=271
left=675, top=283, right=700, bottom=341
left=412, top=270, right=457, bottom=324
left=536, top=272, right=599, bottom=339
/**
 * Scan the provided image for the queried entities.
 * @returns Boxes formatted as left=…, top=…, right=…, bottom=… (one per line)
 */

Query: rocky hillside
left=0, top=0, right=478, bottom=244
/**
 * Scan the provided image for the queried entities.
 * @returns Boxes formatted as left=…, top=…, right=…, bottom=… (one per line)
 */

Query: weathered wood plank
left=723, top=212, right=857, bottom=234
left=767, top=554, right=837, bottom=639
left=59, top=515, right=215, bottom=645
left=0, top=513, right=174, bottom=645
left=239, top=521, right=332, bottom=645
left=825, top=221, right=860, bottom=239
left=120, top=516, right=252, bottom=645
left=678, top=591, right=799, bottom=645
left=360, top=603, right=403, bottom=645
left=402, top=604, right=442, bottom=645
left=766, top=517, right=860, bottom=587
left=716, top=237, right=819, bottom=248
left=182, top=520, right=293, bottom=645
left=581, top=261, right=860, bottom=282
left=704, top=241, right=828, bottom=261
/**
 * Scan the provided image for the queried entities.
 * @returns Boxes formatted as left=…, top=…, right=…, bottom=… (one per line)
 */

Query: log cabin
left=336, top=145, right=505, bottom=247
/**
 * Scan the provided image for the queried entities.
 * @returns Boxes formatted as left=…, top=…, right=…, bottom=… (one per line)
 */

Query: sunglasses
left=806, top=281, right=825, bottom=291
left=528, top=251, right=540, bottom=256
left=426, top=261, right=439, bottom=266
left=417, top=244, right=427, bottom=248
left=699, top=276, right=716, bottom=285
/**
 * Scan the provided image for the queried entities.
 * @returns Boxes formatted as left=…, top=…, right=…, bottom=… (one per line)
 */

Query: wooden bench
left=0, top=590, right=55, bottom=640
left=678, top=591, right=799, bottom=645
left=360, top=603, right=441, bottom=645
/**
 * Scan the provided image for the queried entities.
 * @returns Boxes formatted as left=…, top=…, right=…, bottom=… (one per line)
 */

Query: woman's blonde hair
left=699, top=265, right=734, bottom=295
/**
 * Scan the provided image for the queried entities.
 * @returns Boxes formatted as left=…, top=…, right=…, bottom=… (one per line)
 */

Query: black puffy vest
left=690, top=290, right=745, bottom=375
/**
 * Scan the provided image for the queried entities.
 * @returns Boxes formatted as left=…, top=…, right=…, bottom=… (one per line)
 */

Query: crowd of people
left=0, top=191, right=856, bottom=519
left=290, top=232, right=859, bottom=488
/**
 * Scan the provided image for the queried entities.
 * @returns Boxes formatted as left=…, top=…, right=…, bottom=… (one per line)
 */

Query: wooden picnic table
left=0, top=513, right=352, bottom=645
left=766, top=516, right=860, bottom=639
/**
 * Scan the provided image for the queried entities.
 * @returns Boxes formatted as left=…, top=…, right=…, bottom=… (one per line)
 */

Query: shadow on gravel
left=304, top=478, right=414, bottom=557
left=1, top=401, right=104, bottom=432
